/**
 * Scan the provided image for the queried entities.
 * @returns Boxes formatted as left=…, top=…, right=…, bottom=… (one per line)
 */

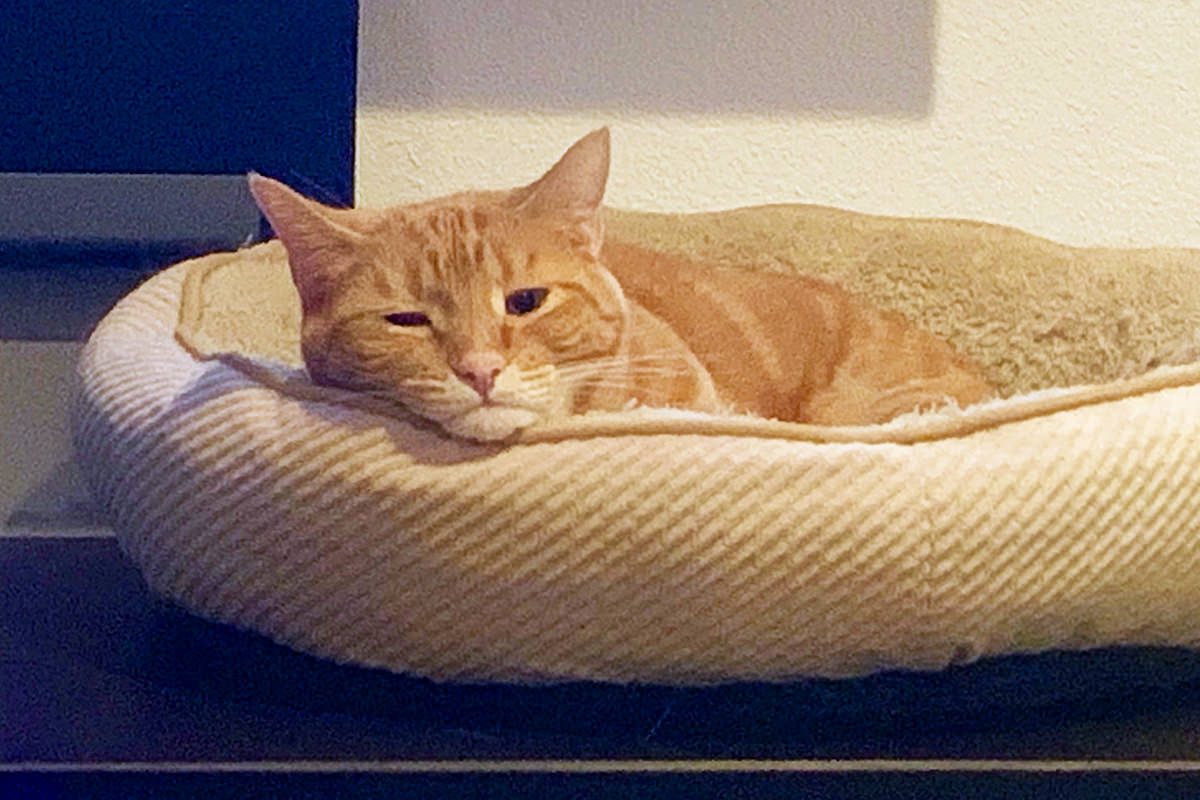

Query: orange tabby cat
left=249, top=129, right=993, bottom=441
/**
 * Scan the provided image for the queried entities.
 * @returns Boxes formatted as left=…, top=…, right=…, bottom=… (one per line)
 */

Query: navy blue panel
left=0, top=0, right=356, bottom=206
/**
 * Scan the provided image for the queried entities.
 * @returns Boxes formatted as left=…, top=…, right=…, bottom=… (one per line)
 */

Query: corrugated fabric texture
left=75, top=257, right=1200, bottom=684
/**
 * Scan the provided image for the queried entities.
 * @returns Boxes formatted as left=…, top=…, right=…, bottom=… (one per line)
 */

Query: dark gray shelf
left=0, top=174, right=259, bottom=251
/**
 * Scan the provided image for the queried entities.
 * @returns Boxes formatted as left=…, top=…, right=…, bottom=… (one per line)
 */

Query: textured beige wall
left=357, top=0, right=1200, bottom=248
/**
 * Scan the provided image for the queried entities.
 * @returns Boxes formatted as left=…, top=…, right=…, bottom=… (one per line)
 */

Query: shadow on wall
left=358, top=0, right=935, bottom=116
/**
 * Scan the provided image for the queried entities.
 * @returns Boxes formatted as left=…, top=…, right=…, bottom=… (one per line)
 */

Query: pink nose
left=453, top=351, right=505, bottom=398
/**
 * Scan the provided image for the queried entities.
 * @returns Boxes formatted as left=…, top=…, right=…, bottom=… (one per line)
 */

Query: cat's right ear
left=248, top=173, right=361, bottom=313
left=508, top=128, right=610, bottom=256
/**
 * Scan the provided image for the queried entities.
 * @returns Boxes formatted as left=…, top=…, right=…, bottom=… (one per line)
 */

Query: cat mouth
left=398, top=373, right=557, bottom=442
left=443, top=404, right=541, bottom=442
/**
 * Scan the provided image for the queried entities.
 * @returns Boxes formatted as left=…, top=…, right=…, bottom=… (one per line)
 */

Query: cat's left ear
left=509, top=128, right=610, bottom=256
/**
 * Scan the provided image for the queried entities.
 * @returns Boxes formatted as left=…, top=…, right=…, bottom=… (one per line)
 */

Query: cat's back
left=599, top=241, right=993, bottom=423
left=600, top=241, right=860, bottom=418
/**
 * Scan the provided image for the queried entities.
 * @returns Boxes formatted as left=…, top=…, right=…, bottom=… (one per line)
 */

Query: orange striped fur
left=249, top=129, right=993, bottom=441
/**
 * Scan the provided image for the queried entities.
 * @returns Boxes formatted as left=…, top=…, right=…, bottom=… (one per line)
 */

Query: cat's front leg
left=623, top=304, right=723, bottom=414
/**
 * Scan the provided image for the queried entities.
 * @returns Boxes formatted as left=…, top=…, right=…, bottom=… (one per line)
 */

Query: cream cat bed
left=74, top=205, right=1200, bottom=685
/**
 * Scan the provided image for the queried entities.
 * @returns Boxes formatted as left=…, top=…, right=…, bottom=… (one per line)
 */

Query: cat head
left=249, top=128, right=631, bottom=441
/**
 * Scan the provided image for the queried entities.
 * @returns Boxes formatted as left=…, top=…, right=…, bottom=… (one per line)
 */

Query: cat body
left=250, top=129, right=993, bottom=441
left=603, top=241, right=992, bottom=426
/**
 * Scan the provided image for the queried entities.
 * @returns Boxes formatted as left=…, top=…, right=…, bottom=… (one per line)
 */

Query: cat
left=248, top=128, right=994, bottom=442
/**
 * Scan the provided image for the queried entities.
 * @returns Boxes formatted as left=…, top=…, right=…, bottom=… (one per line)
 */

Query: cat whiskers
left=556, top=352, right=697, bottom=407
left=390, top=367, right=555, bottom=418
left=491, top=364, right=556, bottom=411
left=557, top=353, right=694, bottom=378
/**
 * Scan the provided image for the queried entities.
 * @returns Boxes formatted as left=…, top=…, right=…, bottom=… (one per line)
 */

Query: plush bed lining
left=176, top=203, right=1200, bottom=446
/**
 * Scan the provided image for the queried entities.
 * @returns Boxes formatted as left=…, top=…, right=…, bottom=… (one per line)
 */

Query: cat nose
left=453, top=351, right=505, bottom=398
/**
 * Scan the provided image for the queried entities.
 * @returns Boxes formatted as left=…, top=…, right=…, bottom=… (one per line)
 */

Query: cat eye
left=505, top=287, right=549, bottom=316
left=384, top=311, right=431, bottom=327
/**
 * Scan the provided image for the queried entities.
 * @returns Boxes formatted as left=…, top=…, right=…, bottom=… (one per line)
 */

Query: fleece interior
left=177, top=203, right=1200, bottom=408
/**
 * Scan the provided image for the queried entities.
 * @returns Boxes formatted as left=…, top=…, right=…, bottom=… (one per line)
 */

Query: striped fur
left=249, top=129, right=993, bottom=441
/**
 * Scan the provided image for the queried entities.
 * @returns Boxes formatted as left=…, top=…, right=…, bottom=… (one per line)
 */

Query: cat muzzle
left=453, top=350, right=506, bottom=399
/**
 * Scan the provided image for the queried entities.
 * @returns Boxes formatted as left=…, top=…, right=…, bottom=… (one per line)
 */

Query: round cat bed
left=74, top=205, right=1200, bottom=685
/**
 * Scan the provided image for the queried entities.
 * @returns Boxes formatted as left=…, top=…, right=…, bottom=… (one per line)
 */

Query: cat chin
left=441, top=406, right=541, bottom=442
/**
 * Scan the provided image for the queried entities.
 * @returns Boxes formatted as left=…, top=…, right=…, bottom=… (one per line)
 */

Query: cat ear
left=248, top=173, right=363, bottom=313
left=509, top=128, right=610, bottom=256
